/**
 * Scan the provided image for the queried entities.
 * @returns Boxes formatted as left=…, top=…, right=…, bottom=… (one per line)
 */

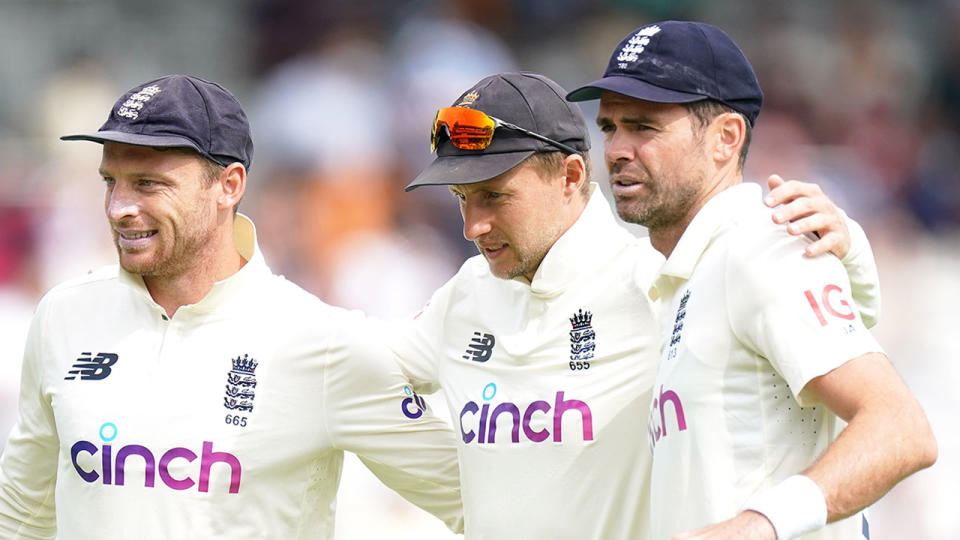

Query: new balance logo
left=462, top=332, right=495, bottom=363
left=65, top=352, right=119, bottom=381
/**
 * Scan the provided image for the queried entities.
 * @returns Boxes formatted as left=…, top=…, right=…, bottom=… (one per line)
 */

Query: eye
left=487, top=192, right=502, bottom=199
left=138, top=179, right=157, bottom=187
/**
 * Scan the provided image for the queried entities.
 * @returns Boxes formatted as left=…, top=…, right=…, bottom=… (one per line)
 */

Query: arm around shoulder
left=838, top=214, right=881, bottom=328
left=323, top=320, right=463, bottom=533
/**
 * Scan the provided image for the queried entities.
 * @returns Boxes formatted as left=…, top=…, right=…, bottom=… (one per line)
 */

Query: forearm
left=802, top=353, right=937, bottom=521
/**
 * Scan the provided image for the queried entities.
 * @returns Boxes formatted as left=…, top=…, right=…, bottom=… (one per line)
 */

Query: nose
left=105, top=182, right=139, bottom=222
left=461, top=201, right=492, bottom=242
left=604, top=128, right=634, bottom=170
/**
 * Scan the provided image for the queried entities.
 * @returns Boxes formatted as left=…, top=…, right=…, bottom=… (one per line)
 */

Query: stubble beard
left=114, top=209, right=218, bottom=281
left=481, top=222, right=559, bottom=282
left=613, top=170, right=702, bottom=233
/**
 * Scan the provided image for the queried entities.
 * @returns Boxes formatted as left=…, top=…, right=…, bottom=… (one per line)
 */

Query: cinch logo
left=648, top=384, right=687, bottom=449
left=459, top=383, right=594, bottom=444
left=64, top=352, right=118, bottom=381
left=71, top=422, right=242, bottom=494
left=401, top=386, right=427, bottom=419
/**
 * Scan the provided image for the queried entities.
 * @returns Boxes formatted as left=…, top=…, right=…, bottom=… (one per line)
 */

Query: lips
left=611, top=175, right=647, bottom=198
left=116, top=229, right=158, bottom=250
left=477, top=242, right=507, bottom=259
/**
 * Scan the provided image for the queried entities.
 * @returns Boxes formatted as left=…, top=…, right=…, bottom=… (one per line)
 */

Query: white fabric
left=389, top=185, right=663, bottom=540
left=0, top=214, right=462, bottom=539
left=647, top=183, right=880, bottom=539
left=744, top=474, right=828, bottom=539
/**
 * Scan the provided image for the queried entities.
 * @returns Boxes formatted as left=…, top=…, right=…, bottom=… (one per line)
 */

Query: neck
left=522, top=192, right=590, bottom=282
left=144, top=222, right=247, bottom=318
left=650, top=170, right=742, bottom=258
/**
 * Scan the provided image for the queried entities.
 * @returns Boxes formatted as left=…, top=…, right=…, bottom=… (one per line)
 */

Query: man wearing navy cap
left=0, top=75, right=463, bottom=539
left=391, top=69, right=879, bottom=538
left=568, top=20, right=937, bottom=539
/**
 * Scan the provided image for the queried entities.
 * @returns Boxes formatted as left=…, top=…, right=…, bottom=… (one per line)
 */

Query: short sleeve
left=726, top=225, right=884, bottom=406
left=385, top=278, right=459, bottom=395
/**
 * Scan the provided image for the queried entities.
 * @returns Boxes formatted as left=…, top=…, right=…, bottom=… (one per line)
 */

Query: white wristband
left=743, top=474, right=827, bottom=539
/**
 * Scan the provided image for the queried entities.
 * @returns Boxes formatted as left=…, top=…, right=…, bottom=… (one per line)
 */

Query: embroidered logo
left=64, top=352, right=119, bottom=381
left=462, top=332, right=495, bottom=363
left=665, top=289, right=691, bottom=362
left=116, top=85, right=162, bottom=120
left=617, top=25, right=662, bottom=68
left=457, top=91, right=480, bottom=107
left=569, top=309, right=595, bottom=364
left=223, top=354, right=258, bottom=412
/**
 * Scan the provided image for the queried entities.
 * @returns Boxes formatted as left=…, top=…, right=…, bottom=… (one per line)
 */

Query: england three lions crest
left=569, top=309, right=596, bottom=361
left=224, top=354, right=258, bottom=412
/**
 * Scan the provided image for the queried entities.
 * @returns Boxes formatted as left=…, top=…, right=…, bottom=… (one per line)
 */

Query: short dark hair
left=683, top=100, right=752, bottom=170
left=523, top=151, right=592, bottom=199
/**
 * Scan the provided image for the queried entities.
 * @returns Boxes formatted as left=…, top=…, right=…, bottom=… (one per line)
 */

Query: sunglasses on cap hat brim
left=431, top=107, right=578, bottom=155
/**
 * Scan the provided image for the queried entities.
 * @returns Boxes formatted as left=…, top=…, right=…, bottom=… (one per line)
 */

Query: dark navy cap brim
left=405, top=150, right=535, bottom=191
left=59, top=131, right=236, bottom=166
left=566, top=75, right=708, bottom=104
left=61, top=131, right=205, bottom=153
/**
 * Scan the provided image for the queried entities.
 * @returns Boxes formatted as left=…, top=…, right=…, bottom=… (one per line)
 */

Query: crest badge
left=116, top=85, right=162, bottom=120
left=223, top=354, right=258, bottom=412
left=616, top=25, right=661, bottom=68
left=457, top=91, right=480, bottom=107
left=569, top=309, right=596, bottom=364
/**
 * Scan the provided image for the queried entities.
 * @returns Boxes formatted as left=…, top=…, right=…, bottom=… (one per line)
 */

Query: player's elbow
left=913, top=419, right=938, bottom=472
left=903, top=402, right=938, bottom=473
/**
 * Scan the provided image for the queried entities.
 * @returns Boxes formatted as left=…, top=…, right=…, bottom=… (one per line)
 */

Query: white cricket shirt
left=0, top=215, right=462, bottom=539
left=389, top=186, right=663, bottom=540
left=647, top=183, right=882, bottom=539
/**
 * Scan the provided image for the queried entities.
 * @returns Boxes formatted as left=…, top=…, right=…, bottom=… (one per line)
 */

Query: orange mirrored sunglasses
left=431, top=107, right=579, bottom=154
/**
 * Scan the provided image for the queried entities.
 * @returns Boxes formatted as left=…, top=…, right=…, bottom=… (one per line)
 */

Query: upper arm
left=0, top=299, right=59, bottom=538
left=801, top=352, right=914, bottom=422
left=727, top=225, right=884, bottom=404
left=323, top=322, right=463, bottom=532
left=839, top=214, right=881, bottom=328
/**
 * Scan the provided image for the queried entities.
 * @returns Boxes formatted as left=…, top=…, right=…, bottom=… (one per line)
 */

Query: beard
left=611, top=162, right=703, bottom=232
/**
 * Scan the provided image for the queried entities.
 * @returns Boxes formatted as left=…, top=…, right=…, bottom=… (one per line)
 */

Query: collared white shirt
left=0, top=215, right=462, bottom=539
left=647, top=183, right=881, bottom=539
left=390, top=185, right=663, bottom=540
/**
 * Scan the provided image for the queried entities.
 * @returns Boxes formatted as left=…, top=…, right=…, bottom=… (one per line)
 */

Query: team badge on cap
left=616, top=25, right=661, bottom=68
left=457, top=91, right=479, bottom=107
left=117, top=85, right=162, bottom=120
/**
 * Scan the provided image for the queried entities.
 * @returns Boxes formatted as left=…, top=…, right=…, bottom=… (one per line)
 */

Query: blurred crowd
left=0, top=0, right=957, bottom=538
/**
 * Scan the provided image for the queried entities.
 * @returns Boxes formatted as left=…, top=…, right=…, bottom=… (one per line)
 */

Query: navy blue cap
left=566, top=21, right=763, bottom=126
left=62, top=74, right=254, bottom=169
left=406, top=72, right=590, bottom=191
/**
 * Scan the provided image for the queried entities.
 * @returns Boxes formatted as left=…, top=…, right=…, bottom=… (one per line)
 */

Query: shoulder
left=38, top=265, right=120, bottom=309
left=254, top=270, right=365, bottom=330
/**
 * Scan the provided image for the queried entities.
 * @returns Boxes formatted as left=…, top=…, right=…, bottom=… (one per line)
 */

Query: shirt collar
left=525, top=183, right=635, bottom=297
left=649, top=182, right=759, bottom=300
left=118, top=213, right=270, bottom=316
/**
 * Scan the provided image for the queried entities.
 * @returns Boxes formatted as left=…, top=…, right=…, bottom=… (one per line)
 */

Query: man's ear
left=561, top=153, right=587, bottom=198
left=218, top=162, right=246, bottom=211
left=711, top=112, right=746, bottom=166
